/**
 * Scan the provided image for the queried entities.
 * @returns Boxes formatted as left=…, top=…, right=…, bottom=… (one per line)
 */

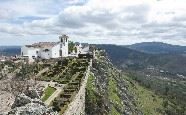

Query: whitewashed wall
left=21, top=46, right=40, bottom=59
left=40, top=48, right=52, bottom=59
left=51, top=44, right=60, bottom=58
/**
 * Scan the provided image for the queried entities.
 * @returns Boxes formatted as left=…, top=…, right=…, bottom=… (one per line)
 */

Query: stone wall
left=63, top=60, right=92, bottom=115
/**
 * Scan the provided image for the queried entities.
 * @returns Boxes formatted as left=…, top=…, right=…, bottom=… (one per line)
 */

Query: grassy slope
left=86, top=73, right=97, bottom=103
left=85, top=73, right=99, bottom=114
left=123, top=74, right=164, bottom=115
left=42, top=86, right=56, bottom=101
left=86, top=64, right=166, bottom=114
left=86, top=71, right=122, bottom=115
left=108, top=74, right=122, bottom=115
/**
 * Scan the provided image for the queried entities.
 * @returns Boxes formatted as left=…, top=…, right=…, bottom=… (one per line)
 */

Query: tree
left=68, top=41, right=75, bottom=53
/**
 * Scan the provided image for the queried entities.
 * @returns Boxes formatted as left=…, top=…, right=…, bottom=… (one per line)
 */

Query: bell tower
left=59, top=34, right=69, bottom=57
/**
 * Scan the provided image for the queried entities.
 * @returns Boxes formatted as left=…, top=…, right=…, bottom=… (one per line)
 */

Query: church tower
left=59, top=34, right=69, bottom=57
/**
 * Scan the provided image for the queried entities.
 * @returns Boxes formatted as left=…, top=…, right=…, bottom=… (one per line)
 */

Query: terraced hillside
left=37, top=57, right=91, bottom=114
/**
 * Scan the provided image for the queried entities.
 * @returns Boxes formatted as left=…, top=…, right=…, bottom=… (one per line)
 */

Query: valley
left=98, top=44, right=186, bottom=115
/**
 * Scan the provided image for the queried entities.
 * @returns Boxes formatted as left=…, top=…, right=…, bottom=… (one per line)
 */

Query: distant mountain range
left=1, top=42, right=186, bottom=56
left=97, top=43, right=186, bottom=75
left=0, top=46, right=21, bottom=56
left=126, top=42, right=186, bottom=54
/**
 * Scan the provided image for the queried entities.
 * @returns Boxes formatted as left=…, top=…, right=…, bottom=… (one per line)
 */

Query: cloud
left=0, top=0, right=186, bottom=45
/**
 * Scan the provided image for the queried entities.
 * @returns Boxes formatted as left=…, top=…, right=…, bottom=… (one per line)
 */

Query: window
left=60, top=44, right=62, bottom=48
left=36, top=51, right=39, bottom=54
left=59, top=50, right=62, bottom=56
left=44, top=49, right=49, bottom=52
left=61, top=38, right=63, bottom=42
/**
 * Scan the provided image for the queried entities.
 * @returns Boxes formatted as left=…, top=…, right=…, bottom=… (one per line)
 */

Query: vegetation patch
left=108, top=75, right=122, bottom=114
left=110, top=106, right=120, bottom=115
left=123, top=74, right=165, bottom=115
left=42, top=86, right=56, bottom=101
left=85, top=73, right=99, bottom=114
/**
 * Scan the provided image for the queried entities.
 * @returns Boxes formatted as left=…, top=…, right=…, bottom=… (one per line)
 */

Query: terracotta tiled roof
left=25, top=42, right=60, bottom=48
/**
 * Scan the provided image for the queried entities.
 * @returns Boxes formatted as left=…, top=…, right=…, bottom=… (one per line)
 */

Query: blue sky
left=0, top=0, right=186, bottom=46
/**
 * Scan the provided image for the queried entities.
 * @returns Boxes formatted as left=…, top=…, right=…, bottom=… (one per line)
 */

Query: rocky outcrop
left=8, top=103, right=56, bottom=115
left=11, top=93, right=32, bottom=108
left=7, top=89, right=58, bottom=115
left=85, top=50, right=141, bottom=115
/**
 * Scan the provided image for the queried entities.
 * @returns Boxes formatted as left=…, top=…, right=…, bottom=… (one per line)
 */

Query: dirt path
left=36, top=67, right=49, bottom=77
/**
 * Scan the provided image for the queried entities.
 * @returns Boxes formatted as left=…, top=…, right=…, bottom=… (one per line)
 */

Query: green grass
left=86, top=73, right=97, bottom=104
left=42, top=86, right=56, bottom=101
left=110, top=106, right=120, bottom=115
left=108, top=72, right=122, bottom=115
left=85, top=73, right=100, bottom=114
left=123, top=74, right=164, bottom=115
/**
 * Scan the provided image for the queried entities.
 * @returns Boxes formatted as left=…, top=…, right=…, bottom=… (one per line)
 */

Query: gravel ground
left=0, top=91, right=15, bottom=114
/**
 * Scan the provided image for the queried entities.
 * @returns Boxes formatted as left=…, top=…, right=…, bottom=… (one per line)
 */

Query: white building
left=21, top=35, right=69, bottom=60
left=75, top=42, right=89, bottom=54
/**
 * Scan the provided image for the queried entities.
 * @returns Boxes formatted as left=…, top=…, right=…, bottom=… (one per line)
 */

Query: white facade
left=75, top=43, right=89, bottom=55
left=21, top=35, right=69, bottom=60
left=21, top=46, right=40, bottom=59
left=59, top=35, right=69, bottom=57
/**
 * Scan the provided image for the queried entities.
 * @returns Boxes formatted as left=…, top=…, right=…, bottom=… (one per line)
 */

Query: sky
left=0, top=0, right=186, bottom=46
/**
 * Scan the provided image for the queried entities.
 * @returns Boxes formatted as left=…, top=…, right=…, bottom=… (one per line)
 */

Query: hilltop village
left=0, top=35, right=94, bottom=114
left=21, top=34, right=90, bottom=62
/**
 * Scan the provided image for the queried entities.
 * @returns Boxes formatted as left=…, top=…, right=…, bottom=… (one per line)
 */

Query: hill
left=85, top=49, right=176, bottom=115
left=126, top=42, right=186, bottom=54
left=96, top=44, right=186, bottom=115
left=97, top=44, right=186, bottom=75
left=0, top=46, right=21, bottom=56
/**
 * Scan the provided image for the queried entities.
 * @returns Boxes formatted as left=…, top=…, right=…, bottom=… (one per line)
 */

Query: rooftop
left=25, top=42, right=60, bottom=48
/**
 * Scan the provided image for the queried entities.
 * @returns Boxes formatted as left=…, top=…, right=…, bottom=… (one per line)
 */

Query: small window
left=36, top=51, right=39, bottom=54
left=59, top=50, right=62, bottom=56
left=44, top=49, right=49, bottom=52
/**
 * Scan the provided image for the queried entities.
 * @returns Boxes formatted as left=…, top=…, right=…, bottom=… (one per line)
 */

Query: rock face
left=8, top=103, right=55, bottom=115
left=11, top=93, right=32, bottom=108
left=85, top=50, right=141, bottom=115
left=7, top=89, right=58, bottom=115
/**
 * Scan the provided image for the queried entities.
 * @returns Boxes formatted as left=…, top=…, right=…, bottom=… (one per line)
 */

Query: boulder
left=11, top=93, right=31, bottom=108
left=8, top=89, right=58, bottom=115
left=24, top=89, right=40, bottom=99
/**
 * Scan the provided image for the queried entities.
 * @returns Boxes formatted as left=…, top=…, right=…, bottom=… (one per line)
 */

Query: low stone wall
left=63, top=60, right=92, bottom=115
